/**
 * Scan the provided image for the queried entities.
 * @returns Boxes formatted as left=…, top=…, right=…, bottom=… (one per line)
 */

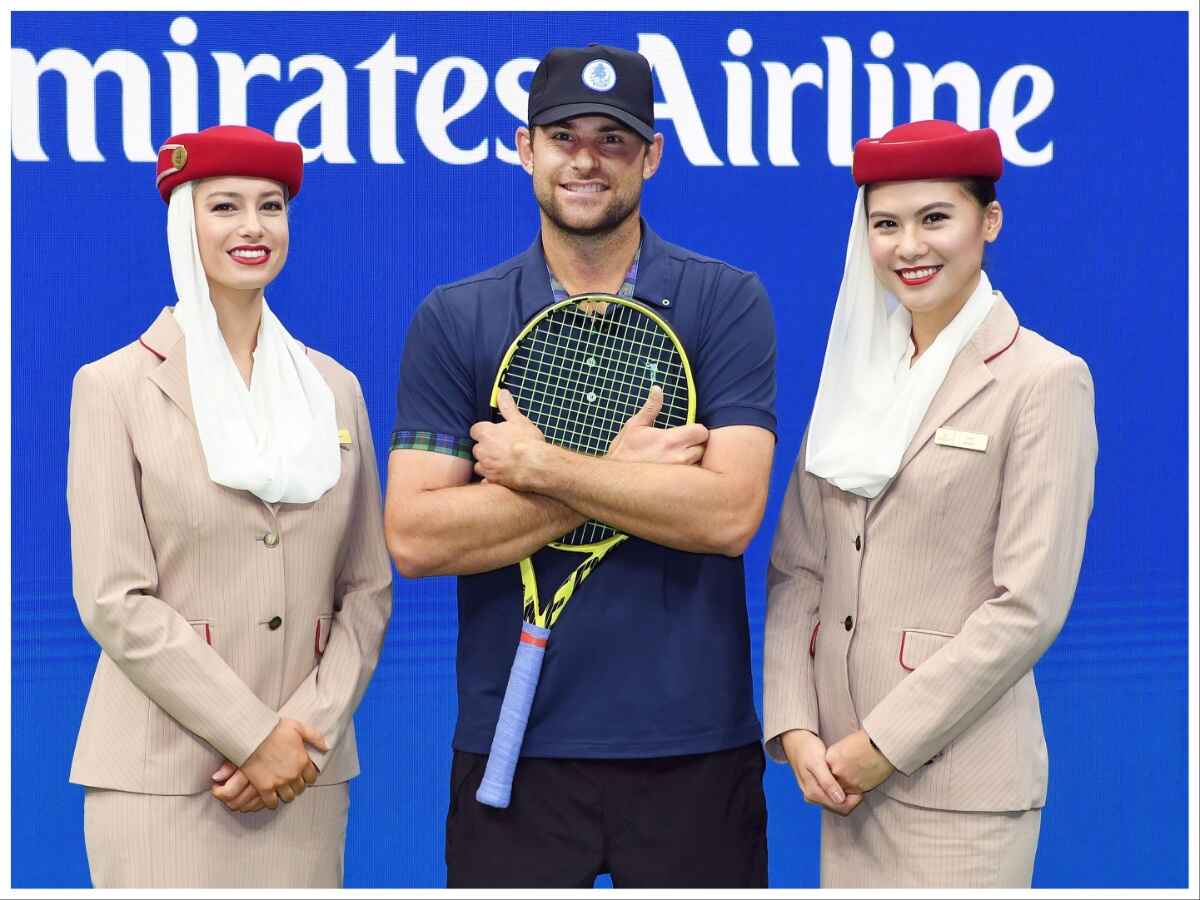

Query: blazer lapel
left=141, top=307, right=195, bottom=426
left=868, top=293, right=1021, bottom=511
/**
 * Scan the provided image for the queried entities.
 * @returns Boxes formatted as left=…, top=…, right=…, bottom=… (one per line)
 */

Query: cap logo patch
left=171, top=145, right=188, bottom=169
left=581, top=59, right=616, bottom=92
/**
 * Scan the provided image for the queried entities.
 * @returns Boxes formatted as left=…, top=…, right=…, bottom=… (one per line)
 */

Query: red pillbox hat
left=155, top=125, right=303, bottom=203
left=851, top=120, right=1003, bottom=187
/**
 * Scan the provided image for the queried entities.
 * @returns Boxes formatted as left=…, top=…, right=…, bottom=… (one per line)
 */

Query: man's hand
left=780, top=729, right=864, bottom=817
left=607, top=386, right=709, bottom=465
left=470, top=390, right=547, bottom=490
left=825, top=728, right=895, bottom=795
left=230, top=719, right=328, bottom=810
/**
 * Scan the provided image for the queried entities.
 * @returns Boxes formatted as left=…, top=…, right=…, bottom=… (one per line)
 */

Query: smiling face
left=865, top=179, right=1002, bottom=323
left=516, top=115, right=663, bottom=238
left=192, top=176, right=289, bottom=294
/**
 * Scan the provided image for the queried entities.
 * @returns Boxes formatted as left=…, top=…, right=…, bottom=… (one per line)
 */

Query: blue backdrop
left=9, top=11, right=1190, bottom=888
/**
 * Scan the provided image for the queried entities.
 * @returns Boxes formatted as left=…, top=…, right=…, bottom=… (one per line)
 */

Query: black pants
left=445, top=741, right=768, bottom=888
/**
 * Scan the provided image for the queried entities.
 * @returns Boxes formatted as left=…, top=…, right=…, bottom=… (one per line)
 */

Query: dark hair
left=960, top=176, right=997, bottom=207
left=864, top=176, right=997, bottom=209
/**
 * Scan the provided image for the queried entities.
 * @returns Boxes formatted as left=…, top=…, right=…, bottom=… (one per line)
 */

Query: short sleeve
left=391, top=288, right=476, bottom=458
left=693, top=271, right=777, bottom=433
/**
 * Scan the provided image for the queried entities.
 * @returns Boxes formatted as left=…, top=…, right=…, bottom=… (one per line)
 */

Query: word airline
left=13, top=19, right=1054, bottom=168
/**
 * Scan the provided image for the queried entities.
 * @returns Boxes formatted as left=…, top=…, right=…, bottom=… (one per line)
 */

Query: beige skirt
left=83, top=783, right=349, bottom=888
left=820, top=788, right=1041, bottom=888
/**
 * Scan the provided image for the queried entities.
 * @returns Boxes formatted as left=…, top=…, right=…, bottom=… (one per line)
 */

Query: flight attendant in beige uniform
left=763, top=120, right=1098, bottom=888
left=66, top=125, right=392, bottom=888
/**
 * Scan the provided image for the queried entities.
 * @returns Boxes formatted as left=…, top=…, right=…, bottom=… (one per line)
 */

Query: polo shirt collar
left=518, top=217, right=673, bottom=321
left=630, top=220, right=673, bottom=308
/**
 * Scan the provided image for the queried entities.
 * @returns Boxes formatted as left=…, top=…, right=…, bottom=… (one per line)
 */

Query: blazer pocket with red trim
left=315, top=614, right=333, bottom=657
left=898, top=628, right=955, bottom=671
left=188, top=618, right=214, bottom=646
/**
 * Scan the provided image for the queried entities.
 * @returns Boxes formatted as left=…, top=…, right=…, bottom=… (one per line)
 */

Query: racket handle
left=476, top=622, right=551, bottom=808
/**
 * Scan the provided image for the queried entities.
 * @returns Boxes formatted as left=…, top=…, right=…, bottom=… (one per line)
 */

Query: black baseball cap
left=528, top=44, right=655, bottom=142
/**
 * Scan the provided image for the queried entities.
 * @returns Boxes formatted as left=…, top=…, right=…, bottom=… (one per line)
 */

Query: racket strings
left=511, top=310, right=689, bottom=448
left=579, top=305, right=689, bottom=427
left=507, top=328, right=660, bottom=444
left=518, top=303, right=696, bottom=434
left=556, top=305, right=633, bottom=450
left=507, top=311, right=690, bottom=439
left=572, top=302, right=689, bottom=419
left=502, top=299, right=690, bottom=547
left=525, top=306, right=619, bottom=450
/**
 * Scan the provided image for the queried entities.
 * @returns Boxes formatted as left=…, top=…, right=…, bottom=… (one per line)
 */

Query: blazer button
left=263, top=531, right=280, bottom=548
left=854, top=535, right=862, bottom=551
left=844, top=615, right=853, bottom=631
left=268, top=616, right=283, bottom=630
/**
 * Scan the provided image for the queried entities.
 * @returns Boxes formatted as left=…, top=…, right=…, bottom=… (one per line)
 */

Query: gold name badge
left=934, top=427, right=988, bottom=452
left=338, top=428, right=352, bottom=446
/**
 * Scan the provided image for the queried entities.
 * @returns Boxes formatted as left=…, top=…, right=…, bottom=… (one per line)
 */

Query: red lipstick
left=895, top=265, right=942, bottom=286
left=228, top=245, right=271, bottom=266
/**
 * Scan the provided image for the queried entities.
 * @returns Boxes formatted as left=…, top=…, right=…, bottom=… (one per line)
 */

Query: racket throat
left=518, top=536, right=628, bottom=629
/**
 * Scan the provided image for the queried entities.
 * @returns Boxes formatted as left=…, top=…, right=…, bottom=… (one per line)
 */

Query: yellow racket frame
left=490, top=293, right=697, bottom=627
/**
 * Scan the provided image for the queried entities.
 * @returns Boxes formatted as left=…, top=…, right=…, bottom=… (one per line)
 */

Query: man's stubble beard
left=534, top=179, right=643, bottom=239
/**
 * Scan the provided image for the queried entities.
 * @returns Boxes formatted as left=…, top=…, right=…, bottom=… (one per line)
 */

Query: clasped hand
left=781, top=728, right=895, bottom=817
left=469, top=390, right=549, bottom=490
left=470, top=386, right=709, bottom=490
left=210, top=718, right=328, bottom=813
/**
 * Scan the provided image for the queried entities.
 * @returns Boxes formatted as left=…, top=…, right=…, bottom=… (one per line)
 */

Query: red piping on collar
left=983, top=325, right=1020, bottom=364
left=139, top=337, right=165, bottom=360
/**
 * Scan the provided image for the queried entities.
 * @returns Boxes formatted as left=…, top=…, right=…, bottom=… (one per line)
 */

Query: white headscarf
left=805, top=186, right=996, bottom=499
left=166, top=181, right=340, bottom=504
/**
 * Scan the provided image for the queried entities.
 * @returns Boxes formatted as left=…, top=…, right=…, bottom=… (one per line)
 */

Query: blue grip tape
left=476, top=622, right=551, bottom=808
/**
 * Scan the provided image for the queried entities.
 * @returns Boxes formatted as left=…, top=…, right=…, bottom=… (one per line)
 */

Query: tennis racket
left=475, top=292, right=696, bottom=808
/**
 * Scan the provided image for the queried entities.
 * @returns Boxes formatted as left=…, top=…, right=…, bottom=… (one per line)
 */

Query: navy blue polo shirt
left=392, top=221, right=776, bottom=758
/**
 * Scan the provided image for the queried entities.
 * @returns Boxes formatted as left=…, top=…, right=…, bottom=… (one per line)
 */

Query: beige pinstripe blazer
left=763, top=293, right=1097, bottom=812
left=67, top=307, right=393, bottom=795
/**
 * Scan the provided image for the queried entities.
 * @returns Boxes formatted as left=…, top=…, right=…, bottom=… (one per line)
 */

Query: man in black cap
left=386, top=44, right=776, bottom=888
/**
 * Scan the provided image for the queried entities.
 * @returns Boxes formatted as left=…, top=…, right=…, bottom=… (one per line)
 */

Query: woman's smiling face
left=192, top=176, right=289, bottom=294
left=865, top=179, right=1002, bottom=321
